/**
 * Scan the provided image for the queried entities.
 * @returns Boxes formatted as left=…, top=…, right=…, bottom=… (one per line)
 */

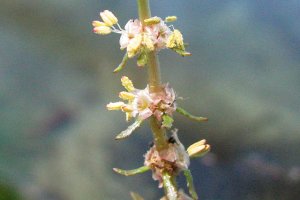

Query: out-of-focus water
left=0, top=0, right=299, bottom=199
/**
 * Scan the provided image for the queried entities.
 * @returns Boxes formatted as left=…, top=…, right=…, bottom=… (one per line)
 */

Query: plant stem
left=137, top=0, right=178, bottom=198
left=137, top=0, right=162, bottom=92
left=162, top=171, right=178, bottom=200
left=137, top=0, right=167, bottom=151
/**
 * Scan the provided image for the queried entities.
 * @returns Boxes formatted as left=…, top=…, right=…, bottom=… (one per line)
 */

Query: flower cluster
left=144, top=131, right=190, bottom=188
left=107, top=76, right=176, bottom=123
left=94, top=8, right=211, bottom=200
left=92, top=10, right=190, bottom=71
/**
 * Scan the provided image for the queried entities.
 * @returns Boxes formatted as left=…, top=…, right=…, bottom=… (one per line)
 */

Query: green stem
left=162, top=171, right=178, bottom=200
left=137, top=0, right=162, bottom=92
left=137, top=0, right=178, bottom=198
left=184, top=170, right=199, bottom=200
left=137, top=0, right=168, bottom=151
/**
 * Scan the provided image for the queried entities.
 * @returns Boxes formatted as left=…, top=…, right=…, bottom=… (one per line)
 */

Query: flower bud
left=92, top=20, right=107, bottom=27
left=119, top=91, right=135, bottom=100
left=165, top=16, right=177, bottom=23
left=100, top=10, right=118, bottom=26
left=121, top=76, right=135, bottom=92
left=187, top=140, right=210, bottom=158
left=93, top=26, right=112, bottom=35
left=106, top=102, right=125, bottom=110
left=121, top=105, right=134, bottom=112
left=144, top=16, right=161, bottom=25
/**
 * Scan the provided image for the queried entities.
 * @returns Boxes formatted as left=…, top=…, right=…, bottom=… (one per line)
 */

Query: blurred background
left=1, top=0, right=300, bottom=199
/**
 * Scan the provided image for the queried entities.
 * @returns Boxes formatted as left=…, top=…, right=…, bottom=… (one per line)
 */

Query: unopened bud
left=121, top=76, right=135, bottom=92
left=121, top=105, right=134, bottom=112
left=165, top=16, right=177, bottom=23
left=92, top=20, right=107, bottom=27
left=100, top=10, right=118, bottom=26
left=107, top=102, right=125, bottom=110
left=93, top=26, right=112, bottom=35
left=187, top=140, right=210, bottom=158
left=144, top=16, right=161, bottom=25
left=119, top=91, right=135, bottom=100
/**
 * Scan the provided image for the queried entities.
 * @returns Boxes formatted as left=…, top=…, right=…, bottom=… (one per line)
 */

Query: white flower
left=119, top=20, right=142, bottom=50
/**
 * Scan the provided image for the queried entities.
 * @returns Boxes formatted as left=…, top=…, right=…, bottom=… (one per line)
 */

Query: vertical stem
left=162, top=171, right=178, bottom=200
left=137, top=0, right=161, bottom=92
left=137, top=0, right=167, bottom=150
left=137, top=0, right=178, bottom=198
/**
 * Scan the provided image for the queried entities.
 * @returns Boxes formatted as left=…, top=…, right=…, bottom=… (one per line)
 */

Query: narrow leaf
left=130, top=192, right=145, bottom=200
left=184, top=170, right=199, bottom=200
left=113, top=166, right=150, bottom=176
left=113, top=52, right=128, bottom=73
left=115, top=119, right=143, bottom=140
left=162, top=115, right=174, bottom=129
left=176, top=107, right=208, bottom=122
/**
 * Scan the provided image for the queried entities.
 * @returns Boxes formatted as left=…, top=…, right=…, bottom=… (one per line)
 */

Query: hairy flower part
left=144, top=131, right=190, bottom=188
left=107, top=77, right=177, bottom=123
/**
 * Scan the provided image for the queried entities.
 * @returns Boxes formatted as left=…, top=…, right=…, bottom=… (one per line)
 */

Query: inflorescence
left=93, top=9, right=210, bottom=200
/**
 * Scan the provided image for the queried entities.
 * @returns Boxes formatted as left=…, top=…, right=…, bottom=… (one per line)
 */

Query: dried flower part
left=187, top=139, right=210, bottom=158
left=144, top=131, right=190, bottom=188
left=107, top=77, right=176, bottom=125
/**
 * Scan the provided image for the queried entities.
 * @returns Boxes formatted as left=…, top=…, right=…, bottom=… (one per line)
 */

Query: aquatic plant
left=93, top=1, right=210, bottom=199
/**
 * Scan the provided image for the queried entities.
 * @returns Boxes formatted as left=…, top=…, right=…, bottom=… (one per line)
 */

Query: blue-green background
left=1, top=0, right=300, bottom=199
